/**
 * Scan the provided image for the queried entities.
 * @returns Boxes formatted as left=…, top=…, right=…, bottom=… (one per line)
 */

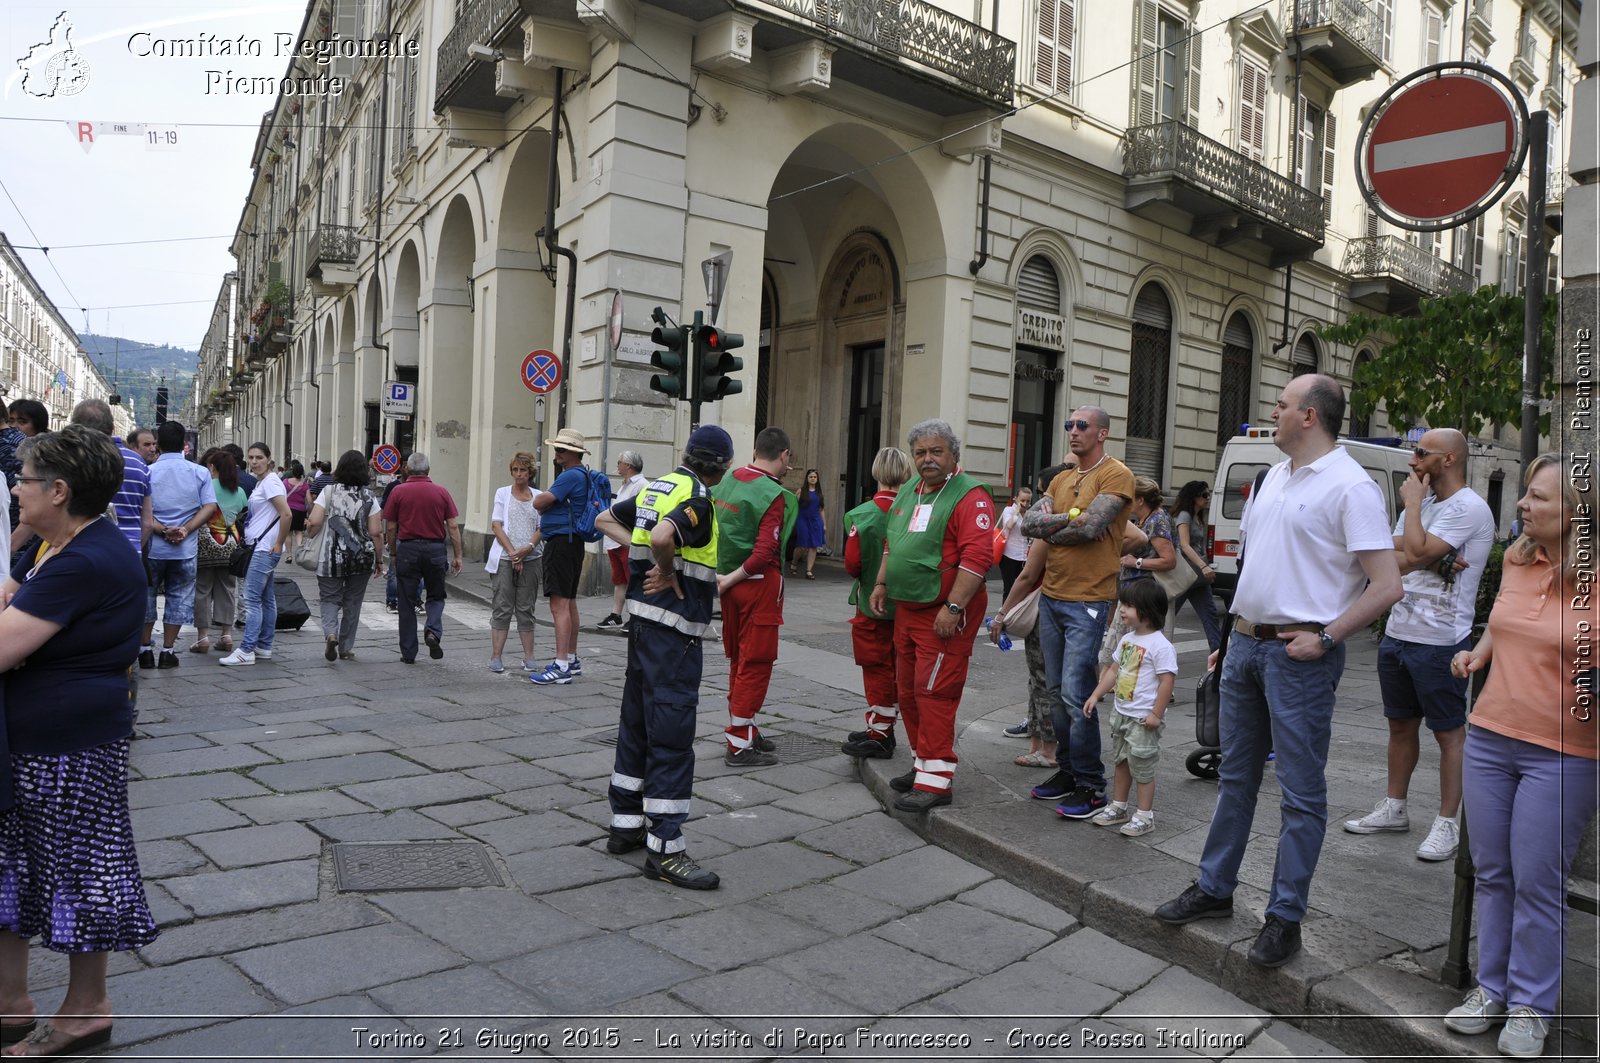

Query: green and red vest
left=710, top=469, right=798, bottom=576
left=845, top=496, right=893, bottom=620
left=883, top=471, right=984, bottom=604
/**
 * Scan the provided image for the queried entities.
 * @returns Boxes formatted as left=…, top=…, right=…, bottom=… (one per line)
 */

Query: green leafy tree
left=1317, top=285, right=1558, bottom=437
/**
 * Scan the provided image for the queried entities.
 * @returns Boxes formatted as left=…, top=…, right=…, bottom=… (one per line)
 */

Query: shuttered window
left=1424, top=6, right=1446, bottom=64
left=1218, top=313, right=1253, bottom=446
left=1237, top=58, right=1267, bottom=161
left=391, top=31, right=419, bottom=169
left=1132, top=1, right=1198, bottom=127
left=1127, top=285, right=1172, bottom=482
left=1035, top=0, right=1075, bottom=95
left=1017, top=256, right=1061, bottom=312
left=1295, top=98, right=1337, bottom=222
left=1373, top=0, right=1394, bottom=62
left=1292, top=333, right=1318, bottom=377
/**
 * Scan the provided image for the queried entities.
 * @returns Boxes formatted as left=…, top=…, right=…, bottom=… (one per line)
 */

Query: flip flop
left=9, top=1023, right=111, bottom=1057
left=0, top=1021, right=36, bottom=1047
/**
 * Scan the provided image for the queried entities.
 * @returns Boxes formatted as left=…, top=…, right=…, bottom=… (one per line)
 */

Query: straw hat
left=544, top=427, right=588, bottom=454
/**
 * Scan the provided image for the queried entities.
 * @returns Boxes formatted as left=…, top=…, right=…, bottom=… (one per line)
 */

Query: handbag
left=295, top=526, right=323, bottom=572
left=991, top=526, right=1007, bottom=567
left=1152, top=549, right=1199, bottom=601
left=229, top=514, right=279, bottom=578
left=996, top=585, right=1042, bottom=638
left=197, top=521, right=239, bottom=569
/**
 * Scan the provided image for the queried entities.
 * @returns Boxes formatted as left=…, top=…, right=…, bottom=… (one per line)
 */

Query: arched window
left=1218, top=312, right=1253, bottom=447
left=1127, top=283, right=1171, bottom=481
left=1349, top=349, right=1374, bottom=436
left=1292, top=332, right=1318, bottom=377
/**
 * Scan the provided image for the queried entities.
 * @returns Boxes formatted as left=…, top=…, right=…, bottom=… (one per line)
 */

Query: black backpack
left=327, top=494, right=376, bottom=576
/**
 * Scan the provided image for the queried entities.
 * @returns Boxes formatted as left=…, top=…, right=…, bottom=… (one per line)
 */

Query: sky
left=2, top=2, right=305, bottom=353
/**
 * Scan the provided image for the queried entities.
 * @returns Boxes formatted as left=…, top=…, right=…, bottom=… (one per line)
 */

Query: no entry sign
left=1358, top=64, right=1527, bottom=231
left=521, top=349, right=562, bottom=394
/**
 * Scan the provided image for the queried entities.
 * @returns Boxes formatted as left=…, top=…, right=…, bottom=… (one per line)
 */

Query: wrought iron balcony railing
left=754, top=0, right=1015, bottom=104
left=1342, top=235, right=1477, bottom=297
left=1283, top=0, right=1384, bottom=63
left=1123, top=121, right=1325, bottom=243
left=312, top=224, right=360, bottom=267
left=436, top=0, right=522, bottom=111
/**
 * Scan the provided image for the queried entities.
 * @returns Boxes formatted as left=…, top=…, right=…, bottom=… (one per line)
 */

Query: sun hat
left=544, top=427, right=588, bottom=454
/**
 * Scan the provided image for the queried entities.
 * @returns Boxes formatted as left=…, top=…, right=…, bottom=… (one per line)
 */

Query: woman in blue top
left=0, top=425, right=157, bottom=1058
left=791, top=468, right=826, bottom=579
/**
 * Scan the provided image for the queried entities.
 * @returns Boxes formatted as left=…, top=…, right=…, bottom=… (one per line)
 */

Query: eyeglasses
left=1064, top=419, right=1101, bottom=433
left=1413, top=447, right=1446, bottom=459
left=13, top=476, right=50, bottom=484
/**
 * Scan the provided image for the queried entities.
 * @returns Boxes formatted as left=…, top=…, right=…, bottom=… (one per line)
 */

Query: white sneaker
left=255, top=648, right=273, bottom=660
left=1497, top=1006, right=1549, bottom=1057
left=1443, top=986, right=1507, bottom=1035
left=218, top=650, right=256, bottom=667
left=1120, top=814, right=1156, bottom=837
left=1343, top=797, right=1409, bottom=834
left=1090, top=804, right=1131, bottom=827
left=1417, top=816, right=1460, bottom=861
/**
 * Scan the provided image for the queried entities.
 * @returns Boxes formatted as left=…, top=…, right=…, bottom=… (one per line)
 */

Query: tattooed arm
left=1020, top=491, right=1128, bottom=546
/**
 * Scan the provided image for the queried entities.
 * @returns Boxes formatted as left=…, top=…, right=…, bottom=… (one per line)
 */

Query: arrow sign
left=521, top=349, right=562, bottom=394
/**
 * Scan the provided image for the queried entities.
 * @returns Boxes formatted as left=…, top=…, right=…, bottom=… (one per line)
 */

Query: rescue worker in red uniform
left=711, top=427, right=797, bottom=767
left=868, top=419, right=994, bottom=812
left=840, top=446, right=914, bottom=759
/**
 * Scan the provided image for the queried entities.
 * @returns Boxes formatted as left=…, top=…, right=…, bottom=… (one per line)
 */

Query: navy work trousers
left=608, top=619, right=703, bottom=854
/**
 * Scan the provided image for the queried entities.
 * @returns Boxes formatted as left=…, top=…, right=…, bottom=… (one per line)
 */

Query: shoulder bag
left=995, top=585, right=1043, bottom=638
left=229, top=514, right=279, bottom=578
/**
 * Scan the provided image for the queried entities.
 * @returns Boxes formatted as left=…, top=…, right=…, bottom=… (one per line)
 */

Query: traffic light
left=695, top=325, right=744, bottom=401
left=155, top=385, right=169, bottom=423
left=649, top=321, right=691, bottom=398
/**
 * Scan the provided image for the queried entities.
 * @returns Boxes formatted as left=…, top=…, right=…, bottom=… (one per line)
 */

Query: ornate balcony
left=1343, top=235, right=1477, bottom=314
left=1123, top=121, right=1325, bottom=266
left=435, top=0, right=525, bottom=114
left=308, top=224, right=360, bottom=292
left=1283, top=0, right=1384, bottom=86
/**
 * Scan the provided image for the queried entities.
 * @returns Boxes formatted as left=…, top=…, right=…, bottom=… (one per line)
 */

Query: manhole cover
left=332, top=841, right=504, bottom=892
left=584, top=730, right=842, bottom=765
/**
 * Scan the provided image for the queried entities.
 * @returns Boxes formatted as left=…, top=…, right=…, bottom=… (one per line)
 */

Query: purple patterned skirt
left=0, top=740, right=158, bottom=953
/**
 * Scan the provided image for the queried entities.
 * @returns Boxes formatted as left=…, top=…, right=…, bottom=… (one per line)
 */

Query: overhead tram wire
left=0, top=172, right=90, bottom=325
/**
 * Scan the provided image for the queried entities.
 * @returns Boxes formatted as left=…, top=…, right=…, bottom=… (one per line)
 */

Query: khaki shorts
left=1109, top=710, right=1163, bottom=783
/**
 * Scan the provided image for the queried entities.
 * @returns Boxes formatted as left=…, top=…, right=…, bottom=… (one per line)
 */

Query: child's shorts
left=1109, top=711, right=1163, bottom=783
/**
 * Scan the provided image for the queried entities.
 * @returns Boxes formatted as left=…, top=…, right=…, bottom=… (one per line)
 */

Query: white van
left=1209, top=429, right=1415, bottom=602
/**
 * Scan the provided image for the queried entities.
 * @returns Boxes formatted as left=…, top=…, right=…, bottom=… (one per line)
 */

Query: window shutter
left=1036, top=0, right=1056, bottom=90
left=1321, top=110, right=1337, bottom=222
left=1294, top=95, right=1309, bottom=186
left=1184, top=19, right=1202, bottom=127
left=1238, top=59, right=1266, bottom=160
left=1018, top=256, right=1061, bottom=311
left=1060, top=0, right=1074, bottom=94
left=334, top=0, right=359, bottom=83
left=1133, top=0, right=1158, bottom=127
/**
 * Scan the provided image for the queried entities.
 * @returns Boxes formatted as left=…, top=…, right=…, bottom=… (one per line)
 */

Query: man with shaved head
left=1343, top=427, right=1493, bottom=862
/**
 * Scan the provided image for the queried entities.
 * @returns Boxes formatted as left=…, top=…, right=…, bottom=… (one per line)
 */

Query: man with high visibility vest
left=840, top=446, right=913, bottom=759
left=594, top=425, right=735, bottom=890
left=868, top=420, right=995, bottom=812
left=711, top=426, right=797, bottom=767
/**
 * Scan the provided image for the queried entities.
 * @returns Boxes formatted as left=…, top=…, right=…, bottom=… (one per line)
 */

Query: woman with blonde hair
left=839, top=447, right=913, bottom=759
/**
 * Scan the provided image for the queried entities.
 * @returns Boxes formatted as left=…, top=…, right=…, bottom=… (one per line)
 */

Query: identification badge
left=909, top=504, right=932, bottom=532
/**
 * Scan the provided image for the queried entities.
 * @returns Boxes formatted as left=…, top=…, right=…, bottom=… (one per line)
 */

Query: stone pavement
left=63, top=561, right=1588, bottom=1061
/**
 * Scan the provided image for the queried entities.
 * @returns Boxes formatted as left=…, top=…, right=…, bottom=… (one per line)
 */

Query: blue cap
left=685, top=424, right=735, bottom=465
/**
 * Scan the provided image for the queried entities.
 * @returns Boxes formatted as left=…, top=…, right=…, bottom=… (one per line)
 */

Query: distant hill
left=80, top=333, right=198, bottom=428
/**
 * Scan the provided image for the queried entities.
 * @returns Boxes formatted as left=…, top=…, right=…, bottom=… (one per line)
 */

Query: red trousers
left=893, top=593, right=984, bottom=794
left=851, top=614, right=898, bottom=736
left=721, top=577, right=781, bottom=749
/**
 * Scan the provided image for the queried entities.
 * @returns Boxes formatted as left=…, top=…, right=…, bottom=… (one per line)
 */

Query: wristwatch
left=945, top=602, right=963, bottom=616
left=1135, top=557, right=1143, bottom=569
left=1317, top=629, right=1338, bottom=653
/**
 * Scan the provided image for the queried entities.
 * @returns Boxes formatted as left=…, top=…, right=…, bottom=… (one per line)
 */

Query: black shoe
left=425, top=631, right=443, bottom=659
left=1030, top=769, right=1076, bottom=801
left=894, top=789, right=952, bottom=813
left=598, top=613, right=624, bottom=629
left=1054, top=788, right=1108, bottom=820
left=848, top=729, right=869, bottom=743
left=1155, top=880, right=1235, bottom=925
left=643, top=851, right=720, bottom=890
left=138, top=649, right=156, bottom=670
left=724, top=746, right=779, bottom=768
left=325, top=638, right=338, bottom=662
left=752, top=731, right=777, bottom=753
left=606, top=828, right=646, bottom=854
left=401, top=657, right=416, bottom=664
left=841, top=734, right=895, bottom=758
left=157, top=650, right=179, bottom=669
left=1248, top=915, right=1302, bottom=967
left=889, top=769, right=916, bottom=793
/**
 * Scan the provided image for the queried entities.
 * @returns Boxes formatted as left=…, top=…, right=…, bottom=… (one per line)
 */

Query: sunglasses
left=1413, top=447, right=1446, bottom=459
left=1064, top=419, right=1102, bottom=432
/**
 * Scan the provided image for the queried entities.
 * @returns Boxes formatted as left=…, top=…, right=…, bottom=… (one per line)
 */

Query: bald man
left=1344, top=428, right=1494, bottom=862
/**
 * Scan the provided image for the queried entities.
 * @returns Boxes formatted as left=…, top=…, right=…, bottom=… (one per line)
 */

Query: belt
left=1233, top=618, right=1321, bottom=640
left=400, top=538, right=444, bottom=543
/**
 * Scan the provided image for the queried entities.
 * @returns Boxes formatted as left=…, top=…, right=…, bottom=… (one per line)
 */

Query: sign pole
left=689, top=309, right=704, bottom=430
left=1520, top=111, right=1548, bottom=474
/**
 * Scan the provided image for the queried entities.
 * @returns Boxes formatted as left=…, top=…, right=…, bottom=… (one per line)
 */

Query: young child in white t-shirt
left=1082, top=578, right=1178, bottom=837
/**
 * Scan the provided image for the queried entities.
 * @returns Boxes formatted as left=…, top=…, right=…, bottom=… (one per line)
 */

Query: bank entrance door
left=845, top=343, right=885, bottom=513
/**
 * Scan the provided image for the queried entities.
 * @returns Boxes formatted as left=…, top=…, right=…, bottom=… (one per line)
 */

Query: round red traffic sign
left=521, top=350, right=562, bottom=394
left=1363, top=71, right=1520, bottom=224
left=371, top=444, right=401, bottom=474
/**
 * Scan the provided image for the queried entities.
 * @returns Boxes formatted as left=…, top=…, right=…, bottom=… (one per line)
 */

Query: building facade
left=200, top=0, right=1578, bottom=552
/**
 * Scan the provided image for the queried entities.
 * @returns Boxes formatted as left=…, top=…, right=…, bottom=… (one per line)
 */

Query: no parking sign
left=372, top=444, right=401, bottom=475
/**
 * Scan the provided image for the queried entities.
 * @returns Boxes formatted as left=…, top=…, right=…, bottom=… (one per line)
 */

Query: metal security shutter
left=1218, top=312, right=1253, bottom=446
left=1292, top=332, right=1318, bottom=376
left=1017, top=256, right=1061, bottom=312
left=1127, top=285, right=1171, bottom=482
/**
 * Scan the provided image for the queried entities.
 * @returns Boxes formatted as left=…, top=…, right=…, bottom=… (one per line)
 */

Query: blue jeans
left=1465, top=727, right=1599, bottom=1019
left=1038, top=596, right=1111, bottom=793
left=144, top=555, right=198, bottom=627
left=1171, top=579, right=1223, bottom=652
left=396, top=540, right=447, bottom=661
left=239, top=548, right=281, bottom=653
left=1198, top=632, right=1345, bottom=921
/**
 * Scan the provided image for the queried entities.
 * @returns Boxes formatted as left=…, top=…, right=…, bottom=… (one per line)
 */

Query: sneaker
left=605, top=827, right=646, bottom=854
left=1030, top=769, right=1076, bottom=801
left=1154, top=881, right=1234, bottom=924
left=894, top=789, right=952, bottom=813
left=841, top=734, right=895, bottom=758
left=598, top=613, right=624, bottom=628
left=568, top=655, right=583, bottom=676
left=1343, top=797, right=1410, bottom=834
left=521, top=659, right=538, bottom=672
left=1444, top=986, right=1508, bottom=1035
left=1497, top=1007, right=1549, bottom=1058
left=1090, top=804, right=1132, bottom=828
left=218, top=649, right=256, bottom=667
left=643, top=850, right=719, bottom=890
left=425, top=631, right=444, bottom=660
left=724, top=746, right=779, bottom=768
left=1004, top=720, right=1030, bottom=738
left=157, top=650, right=180, bottom=669
left=138, top=648, right=155, bottom=670
left=339, top=651, right=357, bottom=661
left=1120, top=814, right=1156, bottom=837
left=325, top=638, right=338, bottom=662
left=528, top=663, right=572, bottom=686
left=889, top=769, right=916, bottom=793
left=487, top=657, right=505, bottom=673
left=255, top=648, right=273, bottom=660
left=386, top=602, right=397, bottom=612
left=1416, top=816, right=1460, bottom=862
left=1248, top=914, right=1302, bottom=967
left=1055, top=788, right=1108, bottom=820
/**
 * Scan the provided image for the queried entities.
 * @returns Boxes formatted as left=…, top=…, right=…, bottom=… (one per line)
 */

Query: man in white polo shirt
left=1155, top=374, right=1402, bottom=969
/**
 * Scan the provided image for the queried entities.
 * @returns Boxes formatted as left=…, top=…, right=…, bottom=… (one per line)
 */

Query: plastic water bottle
left=984, top=615, right=1013, bottom=651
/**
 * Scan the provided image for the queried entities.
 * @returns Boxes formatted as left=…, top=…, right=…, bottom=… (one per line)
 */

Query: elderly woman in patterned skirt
left=0, top=425, right=157, bottom=1058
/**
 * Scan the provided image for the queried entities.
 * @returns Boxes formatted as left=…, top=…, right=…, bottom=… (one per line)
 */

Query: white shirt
left=486, top=484, right=543, bottom=574
left=1232, top=447, right=1393, bottom=625
left=999, top=504, right=1031, bottom=561
left=616, top=473, right=647, bottom=504
left=1385, top=488, right=1495, bottom=645
left=243, top=472, right=287, bottom=547
left=1112, top=629, right=1179, bottom=719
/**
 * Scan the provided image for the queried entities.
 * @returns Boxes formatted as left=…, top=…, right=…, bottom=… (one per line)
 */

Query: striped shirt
left=111, top=439, right=151, bottom=553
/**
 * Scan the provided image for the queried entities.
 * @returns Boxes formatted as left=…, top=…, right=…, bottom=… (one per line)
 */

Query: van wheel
left=1186, top=748, right=1221, bottom=780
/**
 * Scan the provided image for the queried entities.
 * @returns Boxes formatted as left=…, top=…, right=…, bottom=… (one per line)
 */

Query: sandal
left=188, top=638, right=211, bottom=654
left=217, top=637, right=234, bottom=652
left=805, top=571, right=815, bottom=580
left=1014, top=750, right=1054, bottom=767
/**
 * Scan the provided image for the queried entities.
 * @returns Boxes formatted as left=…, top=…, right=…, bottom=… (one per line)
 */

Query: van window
left=1222, top=463, right=1270, bottom=520
left=1391, top=470, right=1409, bottom=524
